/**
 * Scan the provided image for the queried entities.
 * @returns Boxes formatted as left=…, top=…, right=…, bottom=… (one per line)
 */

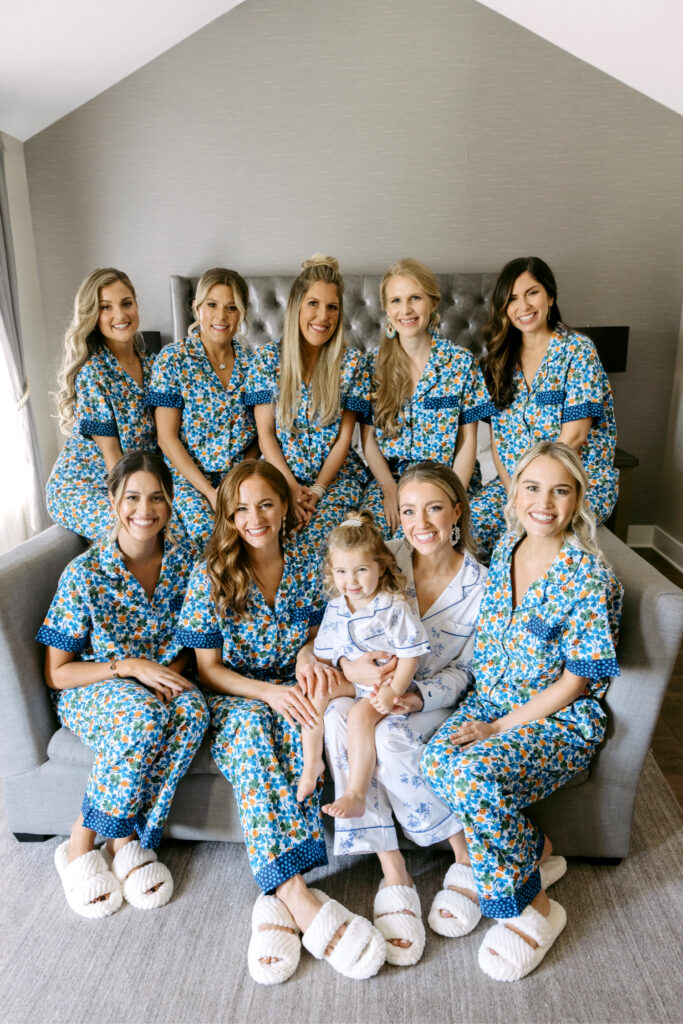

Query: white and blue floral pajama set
left=360, top=333, right=494, bottom=538
left=422, top=533, right=622, bottom=918
left=469, top=327, right=619, bottom=556
left=177, top=543, right=328, bottom=892
left=36, top=536, right=209, bottom=849
left=245, top=341, right=370, bottom=560
left=148, top=330, right=258, bottom=550
left=324, top=543, right=488, bottom=854
left=46, top=346, right=157, bottom=541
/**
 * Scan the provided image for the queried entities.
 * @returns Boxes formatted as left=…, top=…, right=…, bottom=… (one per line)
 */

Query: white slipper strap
left=499, top=903, right=557, bottom=946
left=374, top=882, right=421, bottom=918
left=326, top=915, right=375, bottom=974
left=252, top=894, right=299, bottom=933
left=111, top=839, right=157, bottom=882
left=442, top=862, right=476, bottom=890
left=302, top=899, right=350, bottom=960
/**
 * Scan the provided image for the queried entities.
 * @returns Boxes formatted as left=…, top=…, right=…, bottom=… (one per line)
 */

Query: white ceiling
left=475, top=0, right=683, bottom=117
left=0, top=1, right=244, bottom=141
left=1, top=0, right=681, bottom=142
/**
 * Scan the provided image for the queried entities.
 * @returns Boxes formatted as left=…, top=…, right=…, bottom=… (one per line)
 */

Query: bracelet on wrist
left=309, top=482, right=326, bottom=499
left=109, top=657, right=121, bottom=678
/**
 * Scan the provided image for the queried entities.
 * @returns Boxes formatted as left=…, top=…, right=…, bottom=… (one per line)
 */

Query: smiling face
left=197, top=284, right=241, bottom=346
left=113, top=471, right=170, bottom=544
left=399, top=481, right=461, bottom=557
left=298, top=281, right=340, bottom=350
left=506, top=271, right=553, bottom=336
left=515, top=454, right=578, bottom=540
left=232, top=475, right=288, bottom=554
left=384, top=275, right=437, bottom=343
left=329, top=546, right=383, bottom=609
left=97, top=280, right=139, bottom=346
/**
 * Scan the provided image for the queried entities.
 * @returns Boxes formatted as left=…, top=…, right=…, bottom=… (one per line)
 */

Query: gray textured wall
left=23, top=0, right=683, bottom=528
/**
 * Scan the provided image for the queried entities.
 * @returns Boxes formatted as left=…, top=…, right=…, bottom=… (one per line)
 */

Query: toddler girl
left=296, top=511, right=430, bottom=811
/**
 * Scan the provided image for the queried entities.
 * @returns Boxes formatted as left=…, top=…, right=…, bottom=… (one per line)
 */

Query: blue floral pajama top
left=149, top=330, right=257, bottom=475
left=364, top=333, right=494, bottom=474
left=37, top=534, right=195, bottom=664
left=46, top=346, right=157, bottom=540
left=473, top=532, right=623, bottom=738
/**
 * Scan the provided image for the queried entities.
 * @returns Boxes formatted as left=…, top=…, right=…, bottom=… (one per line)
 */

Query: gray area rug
left=1, top=753, right=681, bottom=1024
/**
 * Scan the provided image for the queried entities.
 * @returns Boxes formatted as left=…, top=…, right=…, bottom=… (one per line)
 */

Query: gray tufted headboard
left=169, top=273, right=497, bottom=355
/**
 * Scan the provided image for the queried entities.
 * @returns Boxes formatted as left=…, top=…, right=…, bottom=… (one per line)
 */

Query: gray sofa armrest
left=0, top=525, right=87, bottom=777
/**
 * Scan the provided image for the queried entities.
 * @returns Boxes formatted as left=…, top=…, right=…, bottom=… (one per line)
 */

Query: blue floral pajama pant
left=421, top=688, right=602, bottom=918
left=168, top=468, right=223, bottom=555
left=298, top=467, right=365, bottom=562
left=207, top=693, right=328, bottom=892
left=57, top=679, right=209, bottom=848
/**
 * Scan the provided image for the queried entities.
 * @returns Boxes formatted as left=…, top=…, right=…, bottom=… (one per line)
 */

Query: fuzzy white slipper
left=478, top=899, right=567, bottom=981
left=373, top=881, right=426, bottom=966
left=110, top=840, right=173, bottom=909
left=302, top=888, right=386, bottom=980
left=248, top=894, right=302, bottom=985
left=54, top=840, right=123, bottom=919
left=428, top=862, right=481, bottom=937
left=428, top=856, right=568, bottom=938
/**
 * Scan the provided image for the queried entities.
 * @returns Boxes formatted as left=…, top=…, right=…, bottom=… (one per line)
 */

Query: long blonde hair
left=204, top=460, right=296, bottom=619
left=372, top=259, right=441, bottom=436
left=322, top=510, right=407, bottom=599
left=277, top=254, right=346, bottom=432
left=505, top=441, right=603, bottom=559
left=55, top=268, right=142, bottom=433
left=188, top=267, right=250, bottom=336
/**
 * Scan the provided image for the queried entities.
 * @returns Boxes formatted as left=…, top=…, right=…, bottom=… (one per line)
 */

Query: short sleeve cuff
left=176, top=627, right=223, bottom=649
left=568, top=656, right=620, bottom=680
left=344, top=395, right=371, bottom=422
left=396, top=640, right=431, bottom=658
left=79, top=417, right=118, bottom=438
left=461, top=400, right=498, bottom=424
left=36, top=624, right=88, bottom=652
left=147, top=388, right=184, bottom=409
left=244, top=389, right=274, bottom=407
left=561, top=401, right=603, bottom=424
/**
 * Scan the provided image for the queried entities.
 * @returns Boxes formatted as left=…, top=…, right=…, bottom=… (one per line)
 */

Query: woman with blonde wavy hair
left=423, top=441, right=622, bottom=981
left=361, top=258, right=493, bottom=538
left=46, top=268, right=157, bottom=540
left=150, top=267, right=259, bottom=554
left=245, top=255, right=369, bottom=559
left=178, top=459, right=386, bottom=985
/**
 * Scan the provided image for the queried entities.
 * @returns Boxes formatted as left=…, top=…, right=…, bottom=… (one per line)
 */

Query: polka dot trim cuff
left=570, top=656, right=620, bottom=680
left=36, top=624, right=88, bottom=653
left=176, top=627, right=224, bottom=650
left=78, top=417, right=118, bottom=438
left=255, top=837, right=328, bottom=894
left=147, top=388, right=184, bottom=409
left=562, top=401, right=603, bottom=424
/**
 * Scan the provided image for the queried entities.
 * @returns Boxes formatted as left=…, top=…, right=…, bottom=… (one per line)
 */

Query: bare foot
left=392, top=691, right=424, bottom=714
left=489, top=890, right=550, bottom=956
left=322, top=792, right=366, bottom=818
left=296, top=760, right=325, bottom=802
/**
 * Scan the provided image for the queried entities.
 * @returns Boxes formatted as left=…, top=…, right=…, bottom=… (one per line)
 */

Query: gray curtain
left=0, top=137, right=49, bottom=550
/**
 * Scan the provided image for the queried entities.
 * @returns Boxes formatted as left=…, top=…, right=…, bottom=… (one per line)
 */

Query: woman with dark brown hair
left=470, top=256, right=618, bottom=557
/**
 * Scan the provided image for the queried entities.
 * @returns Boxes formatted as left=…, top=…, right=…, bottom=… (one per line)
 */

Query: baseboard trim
left=628, top=524, right=683, bottom=574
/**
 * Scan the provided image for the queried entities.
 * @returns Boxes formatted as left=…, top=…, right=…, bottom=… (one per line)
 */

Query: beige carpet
left=1, top=753, right=681, bottom=1024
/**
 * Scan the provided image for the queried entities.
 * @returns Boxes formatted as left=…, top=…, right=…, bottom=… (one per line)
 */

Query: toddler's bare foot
left=392, top=691, right=424, bottom=714
left=296, top=760, right=325, bottom=802
left=322, top=792, right=366, bottom=818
